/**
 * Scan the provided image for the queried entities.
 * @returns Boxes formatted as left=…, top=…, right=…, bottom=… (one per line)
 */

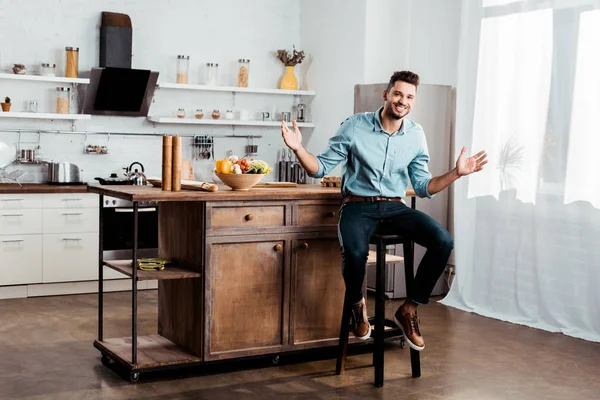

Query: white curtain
left=441, top=0, right=600, bottom=343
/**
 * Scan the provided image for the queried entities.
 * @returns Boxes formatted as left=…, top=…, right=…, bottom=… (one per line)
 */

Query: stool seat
left=369, top=234, right=405, bottom=245
left=366, top=250, right=404, bottom=265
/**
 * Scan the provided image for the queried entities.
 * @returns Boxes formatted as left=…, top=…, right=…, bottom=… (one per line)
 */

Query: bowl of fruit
left=214, top=156, right=273, bottom=191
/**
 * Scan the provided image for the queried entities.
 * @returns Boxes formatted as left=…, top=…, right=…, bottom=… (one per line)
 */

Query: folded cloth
left=137, top=258, right=171, bottom=271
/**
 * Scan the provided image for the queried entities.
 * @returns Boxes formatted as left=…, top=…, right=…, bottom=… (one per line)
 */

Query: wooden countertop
left=87, top=184, right=416, bottom=202
left=0, top=183, right=89, bottom=194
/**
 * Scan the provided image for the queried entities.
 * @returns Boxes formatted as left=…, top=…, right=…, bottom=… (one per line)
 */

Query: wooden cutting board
left=254, top=182, right=297, bottom=188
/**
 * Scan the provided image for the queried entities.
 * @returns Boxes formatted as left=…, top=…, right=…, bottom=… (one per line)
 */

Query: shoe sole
left=393, top=315, right=425, bottom=351
left=352, top=326, right=371, bottom=341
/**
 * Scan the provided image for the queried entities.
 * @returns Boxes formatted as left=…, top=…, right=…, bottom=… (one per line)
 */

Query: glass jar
left=176, top=55, right=189, bottom=84
left=41, top=63, right=56, bottom=77
left=176, top=108, right=186, bottom=118
left=65, top=47, right=79, bottom=78
left=28, top=101, right=38, bottom=113
left=206, top=63, right=219, bottom=86
left=225, top=110, right=234, bottom=120
left=211, top=109, right=220, bottom=120
left=237, top=59, right=250, bottom=87
left=195, top=109, right=204, bottom=119
left=56, top=87, right=70, bottom=114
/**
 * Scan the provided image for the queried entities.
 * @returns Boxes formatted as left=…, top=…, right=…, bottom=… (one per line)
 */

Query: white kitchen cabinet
left=0, top=194, right=43, bottom=210
left=0, top=234, right=43, bottom=285
left=43, top=207, right=99, bottom=234
left=42, top=232, right=99, bottom=283
left=0, top=209, right=43, bottom=235
left=43, top=193, right=98, bottom=209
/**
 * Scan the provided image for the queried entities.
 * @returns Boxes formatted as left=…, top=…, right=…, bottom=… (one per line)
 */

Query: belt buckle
left=368, top=196, right=376, bottom=202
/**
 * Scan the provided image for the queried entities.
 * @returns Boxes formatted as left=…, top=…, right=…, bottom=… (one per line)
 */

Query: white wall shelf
left=0, top=112, right=91, bottom=121
left=147, top=116, right=315, bottom=128
left=157, top=82, right=315, bottom=96
left=0, top=73, right=89, bottom=85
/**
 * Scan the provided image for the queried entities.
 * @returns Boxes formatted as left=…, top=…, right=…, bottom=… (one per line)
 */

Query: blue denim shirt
left=310, top=107, right=434, bottom=198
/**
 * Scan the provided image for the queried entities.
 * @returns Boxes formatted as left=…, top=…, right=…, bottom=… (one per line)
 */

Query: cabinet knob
left=274, top=243, right=282, bottom=252
left=245, top=214, right=254, bottom=221
left=299, top=242, right=309, bottom=249
left=325, top=211, right=336, bottom=218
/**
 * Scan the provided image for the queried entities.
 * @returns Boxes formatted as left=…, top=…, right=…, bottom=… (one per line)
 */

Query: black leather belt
left=342, top=195, right=404, bottom=204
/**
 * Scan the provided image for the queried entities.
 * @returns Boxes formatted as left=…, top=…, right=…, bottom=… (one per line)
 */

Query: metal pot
left=47, top=162, right=83, bottom=184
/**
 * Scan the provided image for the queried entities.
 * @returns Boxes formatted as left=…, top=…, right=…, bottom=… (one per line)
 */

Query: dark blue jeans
left=338, top=201, right=454, bottom=305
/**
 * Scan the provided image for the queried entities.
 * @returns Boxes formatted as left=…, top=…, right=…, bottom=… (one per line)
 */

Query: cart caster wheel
left=272, top=355, right=280, bottom=365
left=130, top=372, right=140, bottom=382
left=101, top=355, right=111, bottom=366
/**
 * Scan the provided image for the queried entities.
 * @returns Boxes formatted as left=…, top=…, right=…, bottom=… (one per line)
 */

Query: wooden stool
left=335, top=234, right=421, bottom=387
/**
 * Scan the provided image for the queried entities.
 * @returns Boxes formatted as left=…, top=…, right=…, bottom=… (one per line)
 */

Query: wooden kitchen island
left=88, top=184, right=411, bottom=381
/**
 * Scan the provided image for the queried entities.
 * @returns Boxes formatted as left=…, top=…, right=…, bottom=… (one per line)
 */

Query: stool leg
left=403, top=240, right=421, bottom=378
left=336, top=298, right=351, bottom=375
left=374, top=241, right=386, bottom=387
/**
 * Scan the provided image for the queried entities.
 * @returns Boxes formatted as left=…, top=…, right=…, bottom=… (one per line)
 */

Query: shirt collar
left=373, top=106, right=406, bottom=136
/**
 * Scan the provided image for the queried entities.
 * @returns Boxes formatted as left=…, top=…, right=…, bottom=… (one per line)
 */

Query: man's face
left=383, top=81, right=416, bottom=120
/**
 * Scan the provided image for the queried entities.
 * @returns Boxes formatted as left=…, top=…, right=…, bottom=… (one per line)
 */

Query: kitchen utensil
left=127, top=161, right=147, bottom=185
left=296, top=103, right=306, bottom=122
left=147, top=177, right=218, bottom=192
left=47, top=162, right=83, bottom=184
left=0, top=142, right=18, bottom=169
left=261, top=112, right=270, bottom=121
left=278, top=148, right=286, bottom=182
left=95, top=173, right=131, bottom=185
left=291, top=153, right=299, bottom=183
left=281, top=112, right=291, bottom=122
left=286, top=149, right=293, bottom=184
left=254, top=182, right=297, bottom=188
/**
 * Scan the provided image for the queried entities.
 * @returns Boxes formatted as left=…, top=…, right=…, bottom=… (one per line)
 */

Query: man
left=280, top=71, right=487, bottom=351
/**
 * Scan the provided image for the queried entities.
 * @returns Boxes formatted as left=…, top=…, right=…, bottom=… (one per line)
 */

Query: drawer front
left=43, top=193, right=98, bottom=209
left=0, top=234, right=43, bottom=285
left=297, top=204, right=340, bottom=226
left=0, top=209, right=43, bottom=235
left=43, top=208, right=99, bottom=233
left=210, top=205, right=285, bottom=229
left=0, top=194, right=43, bottom=210
left=43, top=233, right=98, bottom=283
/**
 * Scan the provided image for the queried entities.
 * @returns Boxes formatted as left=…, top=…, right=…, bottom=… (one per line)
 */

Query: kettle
left=127, top=162, right=147, bottom=185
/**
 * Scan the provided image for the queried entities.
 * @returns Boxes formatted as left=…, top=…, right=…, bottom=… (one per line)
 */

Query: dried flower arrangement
left=276, top=46, right=305, bottom=67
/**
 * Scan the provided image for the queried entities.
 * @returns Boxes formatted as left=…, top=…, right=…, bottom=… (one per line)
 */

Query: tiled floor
left=0, top=290, right=598, bottom=399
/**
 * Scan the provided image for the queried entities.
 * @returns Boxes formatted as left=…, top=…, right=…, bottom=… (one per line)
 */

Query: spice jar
left=211, top=109, right=221, bottom=120
left=65, top=47, right=79, bottom=78
left=176, top=55, right=189, bottom=84
left=237, top=59, right=250, bottom=87
left=195, top=109, right=204, bottom=119
left=206, top=63, right=219, bottom=86
left=176, top=108, right=186, bottom=118
left=56, top=87, right=70, bottom=114
left=41, top=63, right=56, bottom=77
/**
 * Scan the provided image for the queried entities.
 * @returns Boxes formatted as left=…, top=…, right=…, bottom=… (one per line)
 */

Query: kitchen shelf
left=103, top=260, right=202, bottom=281
left=0, top=112, right=91, bottom=120
left=147, top=116, right=315, bottom=128
left=0, top=73, right=89, bottom=84
left=157, top=82, right=315, bottom=96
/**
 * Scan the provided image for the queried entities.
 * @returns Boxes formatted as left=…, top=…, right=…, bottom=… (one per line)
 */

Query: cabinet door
left=290, top=237, right=345, bottom=347
left=0, top=234, right=43, bottom=285
left=205, top=238, right=287, bottom=360
left=43, top=232, right=98, bottom=283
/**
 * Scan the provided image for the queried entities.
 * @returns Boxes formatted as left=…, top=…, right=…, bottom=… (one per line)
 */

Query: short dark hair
left=386, top=71, right=420, bottom=92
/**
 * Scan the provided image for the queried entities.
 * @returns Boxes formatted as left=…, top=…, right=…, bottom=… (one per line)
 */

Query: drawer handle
left=273, top=243, right=282, bottom=252
left=2, top=239, right=24, bottom=243
left=62, top=238, right=83, bottom=242
left=325, top=211, right=336, bottom=218
left=62, top=198, right=82, bottom=202
left=299, top=242, right=309, bottom=249
left=245, top=214, right=254, bottom=221
left=2, top=213, right=23, bottom=217
left=115, top=207, right=157, bottom=213
left=1, top=198, right=24, bottom=202
left=62, top=212, right=83, bottom=216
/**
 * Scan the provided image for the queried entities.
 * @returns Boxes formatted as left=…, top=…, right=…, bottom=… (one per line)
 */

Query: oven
left=101, top=196, right=158, bottom=260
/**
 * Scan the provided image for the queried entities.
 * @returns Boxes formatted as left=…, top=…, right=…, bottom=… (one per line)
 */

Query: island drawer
left=205, top=202, right=288, bottom=233
left=296, top=203, right=341, bottom=226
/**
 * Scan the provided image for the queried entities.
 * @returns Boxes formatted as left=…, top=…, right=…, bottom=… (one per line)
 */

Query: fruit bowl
left=216, top=173, right=265, bottom=191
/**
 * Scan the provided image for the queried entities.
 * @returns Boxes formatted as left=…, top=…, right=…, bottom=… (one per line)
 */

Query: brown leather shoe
left=394, top=308, right=425, bottom=351
left=349, top=298, right=371, bottom=340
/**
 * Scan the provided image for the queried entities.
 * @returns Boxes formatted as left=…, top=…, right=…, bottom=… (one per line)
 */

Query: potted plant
left=1, top=97, right=11, bottom=112
left=276, top=46, right=305, bottom=90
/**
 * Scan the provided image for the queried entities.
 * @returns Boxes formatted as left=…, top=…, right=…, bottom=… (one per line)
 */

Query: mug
left=261, top=112, right=270, bottom=121
left=239, top=109, right=249, bottom=120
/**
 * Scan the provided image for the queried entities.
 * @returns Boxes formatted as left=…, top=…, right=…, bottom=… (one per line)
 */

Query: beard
left=384, top=102, right=410, bottom=120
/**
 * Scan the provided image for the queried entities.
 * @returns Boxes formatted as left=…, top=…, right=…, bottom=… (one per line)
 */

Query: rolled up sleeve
left=309, top=118, right=354, bottom=179
left=408, top=134, right=434, bottom=199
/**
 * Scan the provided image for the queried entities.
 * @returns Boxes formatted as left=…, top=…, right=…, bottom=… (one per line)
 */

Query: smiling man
left=281, top=70, right=487, bottom=351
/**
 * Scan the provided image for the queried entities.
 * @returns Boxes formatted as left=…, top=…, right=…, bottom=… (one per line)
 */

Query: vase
left=279, top=66, right=298, bottom=90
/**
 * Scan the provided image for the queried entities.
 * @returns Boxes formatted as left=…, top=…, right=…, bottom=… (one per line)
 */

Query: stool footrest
left=368, top=317, right=403, bottom=339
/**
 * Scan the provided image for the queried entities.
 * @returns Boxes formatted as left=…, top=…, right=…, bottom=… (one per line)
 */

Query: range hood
left=82, top=67, right=159, bottom=117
